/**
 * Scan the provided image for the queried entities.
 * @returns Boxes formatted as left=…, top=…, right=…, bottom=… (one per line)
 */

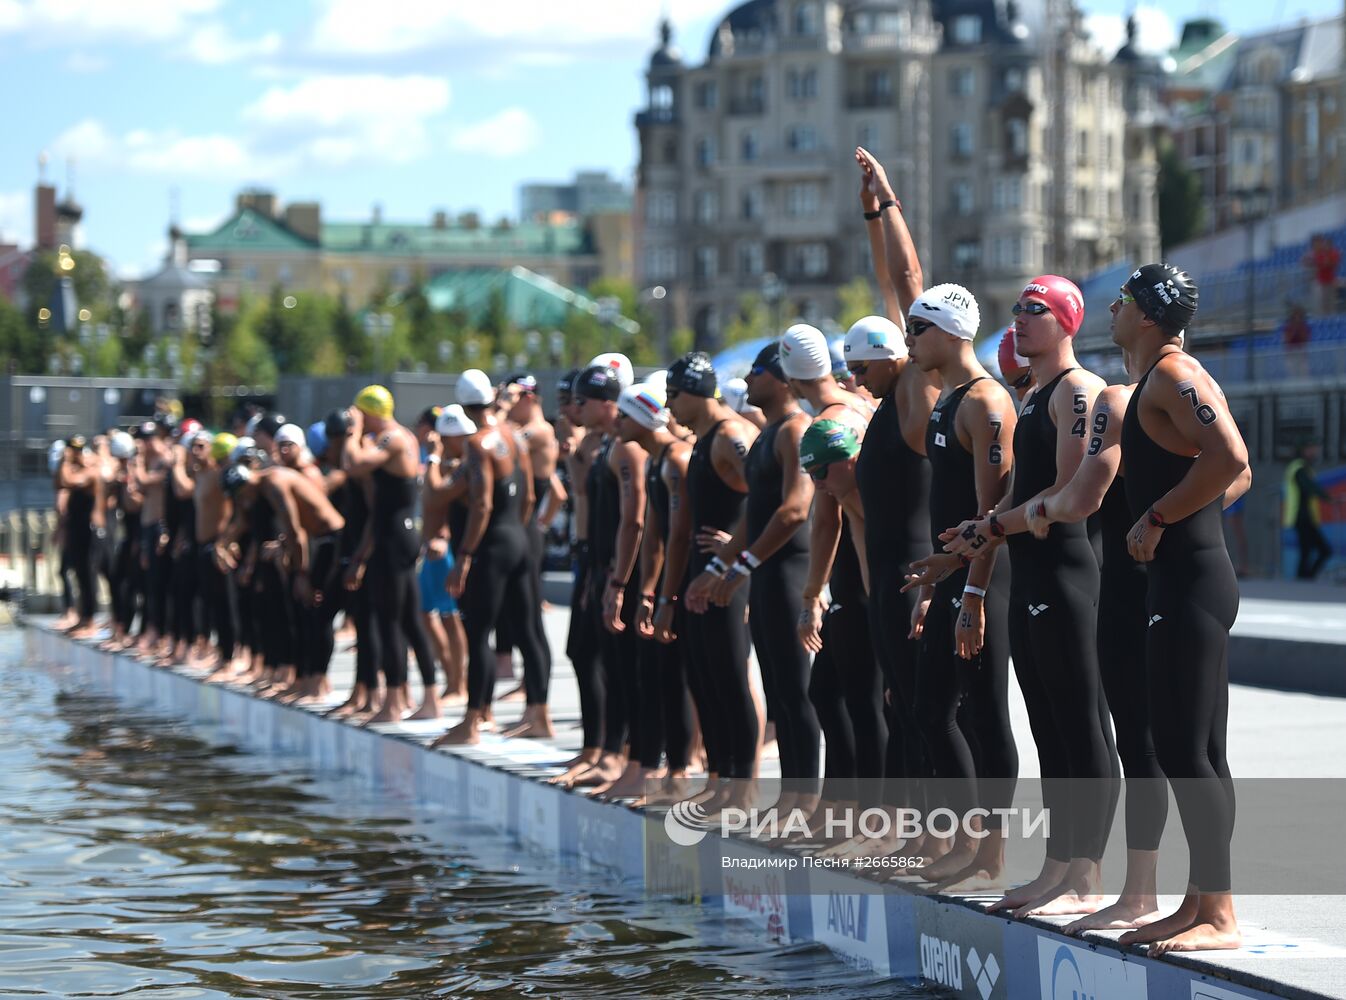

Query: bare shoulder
left=1062, top=367, right=1107, bottom=396
left=1095, top=383, right=1134, bottom=410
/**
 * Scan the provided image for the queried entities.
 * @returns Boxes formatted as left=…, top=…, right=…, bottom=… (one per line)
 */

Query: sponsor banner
left=196, top=682, right=221, bottom=724
left=518, top=780, right=562, bottom=856
left=912, top=898, right=1008, bottom=1000
left=221, top=689, right=247, bottom=739
left=574, top=795, right=643, bottom=883
left=1037, top=935, right=1147, bottom=1000
left=466, top=762, right=508, bottom=827
left=807, top=871, right=891, bottom=976
left=420, top=751, right=462, bottom=811
left=311, top=715, right=343, bottom=775
left=719, top=839, right=792, bottom=944
left=1191, top=982, right=1265, bottom=1000
left=641, top=814, right=700, bottom=904
left=275, top=707, right=310, bottom=757
left=245, top=696, right=277, bottom=753
left=378, top=737, right=419, bottom=803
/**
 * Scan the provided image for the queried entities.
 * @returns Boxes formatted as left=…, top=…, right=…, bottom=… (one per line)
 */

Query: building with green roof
left=182, top=189, right=628, bottom=312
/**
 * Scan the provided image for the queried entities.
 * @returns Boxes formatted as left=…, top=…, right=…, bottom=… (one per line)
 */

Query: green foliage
left=835, top=277, right=879, bottom=331
left=1157, top=137, right=1204, bottom=252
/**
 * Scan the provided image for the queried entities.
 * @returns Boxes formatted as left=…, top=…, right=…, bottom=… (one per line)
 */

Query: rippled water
left=0, top=633, right=908, bottom=998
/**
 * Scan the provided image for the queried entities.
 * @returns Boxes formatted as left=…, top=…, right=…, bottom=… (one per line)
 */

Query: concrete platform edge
left=22, top=623, right=1329, bottom=1000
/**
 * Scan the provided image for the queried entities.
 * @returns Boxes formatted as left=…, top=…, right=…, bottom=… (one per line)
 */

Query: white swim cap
left=908, top=283, right=980, bottom=341
left=456, top=369, right=496, bottom=407
left=844, top=315, right=907, bottom=361
left=779, top=324, right=831, bottom=380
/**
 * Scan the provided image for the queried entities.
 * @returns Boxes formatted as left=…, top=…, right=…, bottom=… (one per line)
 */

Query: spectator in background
left=1283, top=303, right=1311, bottom=378
left=1303, top=234, right=1342, bottom=318
left=1284, top=440, right=1333, bottom=580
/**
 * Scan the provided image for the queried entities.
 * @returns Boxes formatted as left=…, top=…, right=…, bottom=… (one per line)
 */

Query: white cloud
left=184, top=23, right=281, bottom=64
left=243, top=74, right=451, bottom=165
left=308, top=0, right=726, bottom=57
left=0, top=190, right=32, bottom=248
left=0, top=0, right=221, bottom=43
left=1085, top=5, right=1178, bottom=59
left=46, top=72, right=454, bottom=181
left=449, top=108, right=542, bottom=158
left=62, top=51, right=108, bottom=73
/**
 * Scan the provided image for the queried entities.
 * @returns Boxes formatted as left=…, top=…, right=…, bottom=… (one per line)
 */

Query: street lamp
left=364, top=310, right=394, bottom=376
left=761, top=272, right=785, bottom=335
left=549, top=329, right=565, bottom=365
left=595, top=296, right=621, bottom=351
left=1233, top=186, right=1273, bottom=381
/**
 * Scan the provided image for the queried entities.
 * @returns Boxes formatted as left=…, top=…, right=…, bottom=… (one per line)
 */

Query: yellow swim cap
left=355, top=384, right=394, bottom=419
left=211, top=432, right=238, bottom=463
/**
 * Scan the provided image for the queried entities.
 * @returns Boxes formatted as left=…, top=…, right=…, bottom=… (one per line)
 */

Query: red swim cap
left=998, top=326, right=1029, bottom=382
left=1021, top=275, right=1084, bottom=336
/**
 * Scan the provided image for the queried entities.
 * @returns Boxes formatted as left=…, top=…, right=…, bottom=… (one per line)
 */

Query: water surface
left=0, top=633, right=910, bottom=998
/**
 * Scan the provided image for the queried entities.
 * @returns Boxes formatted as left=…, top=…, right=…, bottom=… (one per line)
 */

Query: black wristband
left=863, top=208, right=883, bottom=221
left=1147, top=507, right=1168, bottom=528
left=877, top=198, right=900, bottom=214
left=989, top=513, right=1005, bottom=538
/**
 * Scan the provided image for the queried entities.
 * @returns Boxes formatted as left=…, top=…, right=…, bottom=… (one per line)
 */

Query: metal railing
left=1195, top=340, right=1346, bottom=387
left=0, top=508, right=61, bottom=596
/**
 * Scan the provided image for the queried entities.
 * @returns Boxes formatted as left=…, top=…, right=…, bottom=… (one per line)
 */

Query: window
left=869, top=69, right=892, bottom=99
left=663, top=138, right=678, bottom=164
left=651, top=84, right=673, bottom=109
left=794, top=243, right=829, bottom=277
left=742, top=187, right=764, bottom=220
left=278, top=263, right=293, bottom=284
left=695, top=81, right=718, bottom=110
left=992, top=177, right=1022, bottom=211
left=748, top=75, right=765, bottom=104
left=741, top=129, right=760, bottom=161
left=954, top=239, right=980, bottom=269
left=787, top=69, right=819, bottom=102
left=1104, top=133, right=1115, bottom=165
left=949, top=67, right=975, bottom=98
left=392, top=266, right=411, bottom=287
left=1004, top=67, right=1024, bottom=92
left=952, top=15, right=981, bottom=44
left=695, top=245, right=719, bottom=279
left=951, top=179, right=974, bottom=216
left=1306, top=98, right=1320, bottom=149
left=739, top=242, right=765, bottom=277
left=794, top=2, right=818, bottom=35
left=787, top=125, right=818, bottom=152
left=696, top=136, right=718, bottom=166
left=1007, top=119, right=1028, bottom=157
left=951, top=122, right=974, bottom=158
left=1077, top=129, right=1090, bottom=165
left=695, top=190, right=720, bottom=224
left=857, top=123, right=877, bottom=148
left=646, top=191, right=677, bottom=225
left=785, top=183, right=820, bottom=217
left=644, top=246, right=677, bottom=280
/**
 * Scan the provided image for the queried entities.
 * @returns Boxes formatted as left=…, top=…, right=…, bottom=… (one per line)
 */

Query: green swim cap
left=799, top=419, right=861, bottom=474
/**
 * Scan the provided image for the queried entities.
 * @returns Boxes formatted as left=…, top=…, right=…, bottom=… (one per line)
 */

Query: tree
left=1157, top=137, right=1204, bottom=252
left=835, top=277, right=880, bottom=330
left=721, top=293, right=773, bottom=348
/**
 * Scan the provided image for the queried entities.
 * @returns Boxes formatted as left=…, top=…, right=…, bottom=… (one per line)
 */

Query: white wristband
left=739, top=550, right=762, bottom=570
left=962, top=585, right=987, bottom=598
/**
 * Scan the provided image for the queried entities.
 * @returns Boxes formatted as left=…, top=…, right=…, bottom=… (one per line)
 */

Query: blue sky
left=0, top=0, right=1339, bottom=279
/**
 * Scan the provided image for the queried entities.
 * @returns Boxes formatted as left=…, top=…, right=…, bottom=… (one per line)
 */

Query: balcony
left=842, top=32, right=903, bottom=52
left=846, top=91, right=895, bottom=110
left=728, top=97, right=766, bottom=116
left=635, top=108, right=678, bottom=127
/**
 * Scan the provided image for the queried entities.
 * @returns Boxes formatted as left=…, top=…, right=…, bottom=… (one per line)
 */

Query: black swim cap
left=323, top=408, right=354, bottom=440
left=416, top=405, right=442, bottom=429
left=255, top=412, right=287, bottom=440
left=667, top=352, right=718, bottom=398
left=751, top=342, right=786, bottom=382
left=576, top=364, right=621, bottom=402
left=221, top=463, right=253, bottom=496
left=1125, top=262, right=1199, bottom=337
left=557, top=368, right=581, bottom=398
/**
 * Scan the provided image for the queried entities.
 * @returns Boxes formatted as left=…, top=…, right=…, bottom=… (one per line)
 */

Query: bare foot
left=569, top=756, right=624, bottom=788
left=934, top=865, right=1009, bottom=895
left=987, top=862, right=1069, bottom=914
left=499, top=683, right=526, bottom=703
left=441, top=688, right=468, bottom=706
left=1149, top=919, right=1242, bottom=956
left=1065, top=898, right=1161, bottom=935
left=432, top=711, right=486, bottom=747
left=1119, top=893, right=1199, bottom=947
left=501, top=706, right=555, bottom=739
left=406, top=690, right=443, bottom=721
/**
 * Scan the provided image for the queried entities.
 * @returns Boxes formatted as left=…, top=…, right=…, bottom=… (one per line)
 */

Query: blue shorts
left=417, top=551, right=458, bottom=616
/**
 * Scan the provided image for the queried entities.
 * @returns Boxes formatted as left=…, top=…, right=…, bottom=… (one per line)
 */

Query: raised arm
left=856, top=147, right=922, bottom=316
